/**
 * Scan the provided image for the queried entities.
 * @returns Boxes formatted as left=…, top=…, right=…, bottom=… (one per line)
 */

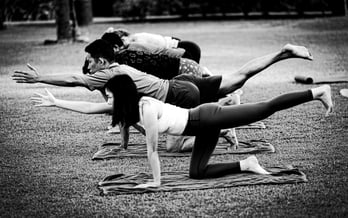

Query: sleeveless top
left=138, top=97, right=188, bottom=135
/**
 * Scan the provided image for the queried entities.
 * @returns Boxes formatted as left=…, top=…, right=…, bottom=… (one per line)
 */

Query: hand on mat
left=134, top=181, right=160, bottom=189
left=31, top=88, right=56, bottom=107
left=12, top=63, right=40, bottom=83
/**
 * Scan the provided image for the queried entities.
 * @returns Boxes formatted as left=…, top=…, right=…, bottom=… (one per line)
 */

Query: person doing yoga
left=103, top=27, right=201, bottom=63
left=31, top=74, right=333, bottom=188
left=14, top=39, right=314, bottom=152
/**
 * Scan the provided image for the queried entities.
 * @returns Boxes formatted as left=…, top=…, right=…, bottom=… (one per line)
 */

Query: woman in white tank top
left=32, top=74, right=333, bottom=189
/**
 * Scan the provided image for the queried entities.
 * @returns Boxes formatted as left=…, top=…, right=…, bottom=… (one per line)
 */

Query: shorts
left=165, top=79, right=200, bottom=109
left=173, top=74, right=222, bottom=104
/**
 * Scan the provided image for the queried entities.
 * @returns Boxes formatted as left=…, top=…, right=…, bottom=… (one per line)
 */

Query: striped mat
left=92, top=139, right=275, bottom=160
left=98, top=166, right=307, bottom=195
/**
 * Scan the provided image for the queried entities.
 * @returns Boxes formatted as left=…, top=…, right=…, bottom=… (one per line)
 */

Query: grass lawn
left=0, top=17, right=347, bottom=217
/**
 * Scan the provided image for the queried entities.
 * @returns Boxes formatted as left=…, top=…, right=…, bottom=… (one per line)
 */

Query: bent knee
left=189, top=169, right=205, bottom=179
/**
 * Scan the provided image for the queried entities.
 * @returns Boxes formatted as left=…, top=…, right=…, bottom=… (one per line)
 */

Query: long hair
left=105, top=74, right=140, bottom=128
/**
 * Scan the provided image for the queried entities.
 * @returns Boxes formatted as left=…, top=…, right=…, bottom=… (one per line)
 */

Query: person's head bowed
left=101, top=32, right=125, bottom=49
left=105, top=74, right=140, bottom=128
left=84, top=39, right=115, bottom=74
left=102, top=28, right=130, bottom=48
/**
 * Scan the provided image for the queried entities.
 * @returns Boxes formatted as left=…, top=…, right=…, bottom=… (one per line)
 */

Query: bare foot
left=219, top=90, right=242, bottom=106
left=282, top=44, right=313, bottom=60
left=240, top=156, right=270, bottom=174
left=220, top=128, right=238, bottom=150
left=312, top=85, right=333, bottom=116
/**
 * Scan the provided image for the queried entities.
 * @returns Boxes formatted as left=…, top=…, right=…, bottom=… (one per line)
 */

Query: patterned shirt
left=115, top=49, right=181, bottom=80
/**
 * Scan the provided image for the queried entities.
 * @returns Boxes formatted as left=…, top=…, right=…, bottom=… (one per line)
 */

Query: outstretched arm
left=31, top=89, right=112, bottom=114
left=119, top=123, right=130, bottom=149
left=133, top=123, right=146, bottom=135
left=13, top=63, right=89, bottom=88
left=135, top=101, right=161, bottom=188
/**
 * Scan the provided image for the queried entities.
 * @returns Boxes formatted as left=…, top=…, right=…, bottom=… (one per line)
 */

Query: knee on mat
left=189, top=171, right=204, bottom=179
left=189, top=169, right=206, bottom=179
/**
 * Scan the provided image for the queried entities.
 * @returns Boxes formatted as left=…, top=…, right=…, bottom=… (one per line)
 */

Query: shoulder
left=139, top=97, right=162, bottom=119
left=139, top=97, right=162, bottom=110
left=140, top=96, right=157, bottom=105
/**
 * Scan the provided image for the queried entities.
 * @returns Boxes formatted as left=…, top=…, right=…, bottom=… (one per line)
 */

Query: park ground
left=0, top=16, right=347, bottom=217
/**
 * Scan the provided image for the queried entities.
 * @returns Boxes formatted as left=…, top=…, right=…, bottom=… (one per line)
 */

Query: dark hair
left=84, top=39, right=114, bottom=63
left=105, top=74, right=140, bottom=128
left=101, top=32, right=124, bottom=48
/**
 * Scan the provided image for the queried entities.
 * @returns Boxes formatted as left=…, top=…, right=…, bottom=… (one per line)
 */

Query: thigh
left=174, top=74, right=222, bottom=103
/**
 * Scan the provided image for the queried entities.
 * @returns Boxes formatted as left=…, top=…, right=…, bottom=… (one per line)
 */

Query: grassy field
left=0, top=17, right=347, bottom=217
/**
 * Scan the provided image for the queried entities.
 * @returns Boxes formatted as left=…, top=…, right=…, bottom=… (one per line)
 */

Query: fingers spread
left=12, top=71, right=28, bottom=76
left=33, top=92, right=45, bottom=97
left=27, top=63, right=37, bottom=71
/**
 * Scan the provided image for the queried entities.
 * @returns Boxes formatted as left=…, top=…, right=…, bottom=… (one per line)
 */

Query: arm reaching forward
left=31, top=89, right=112, bottom=114
left=134, top=100, right=161, bottom=188
left=13, top=63, right=89, bottom=88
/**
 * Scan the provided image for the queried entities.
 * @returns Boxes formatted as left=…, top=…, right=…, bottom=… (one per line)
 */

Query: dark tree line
left=94, top=0, right=347, bottom=19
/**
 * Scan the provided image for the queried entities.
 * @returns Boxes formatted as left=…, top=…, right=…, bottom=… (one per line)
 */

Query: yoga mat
left=294, top=75, right=348, bottom=84
left=106, top=121, right=266, bottom=134
left=340, top=89, right=348, bottom=98
left=98, top=166, right=307, bottom=195
left=92, top=140, right=275, bottom=160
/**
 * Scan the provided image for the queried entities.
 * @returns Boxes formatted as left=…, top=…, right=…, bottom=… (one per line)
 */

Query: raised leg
left=218, top=44, right=313, bottom=94
left=194, top=85, right=332, bottom=131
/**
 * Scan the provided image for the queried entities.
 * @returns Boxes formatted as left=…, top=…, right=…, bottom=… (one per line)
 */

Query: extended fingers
left=27, top=63, right=37, bottom=72
left=12, top=71, right=29, bottom=77
left=33, top=92, right=46, bottom=98
left=30, top=97, right=44, bottom=107
left=12, top=72, right=30, bottom=82
left=30, top=97, right=42, bottom=103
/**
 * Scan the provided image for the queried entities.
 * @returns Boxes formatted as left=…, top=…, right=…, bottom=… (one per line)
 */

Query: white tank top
left=138, top=97, right=188, bottom=135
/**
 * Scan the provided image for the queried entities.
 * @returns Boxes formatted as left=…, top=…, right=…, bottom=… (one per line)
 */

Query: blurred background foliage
left=1, top=0, right=346, bottom=22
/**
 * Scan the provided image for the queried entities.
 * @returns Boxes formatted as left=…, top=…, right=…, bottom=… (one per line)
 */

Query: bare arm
left=12, top=64, right=89, bottom=88
left=119, top=124, right=130, bottom=149
left=31, top=89, right=112, bottom=114
left=135, top=101, right=161, bottom=188
left=132, top=123, right=146, bottom=135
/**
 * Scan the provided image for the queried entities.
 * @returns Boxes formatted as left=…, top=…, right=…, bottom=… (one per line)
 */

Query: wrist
left=53, top=98, right=60, bottom=107
left=35, top=75, right=43, bottom=83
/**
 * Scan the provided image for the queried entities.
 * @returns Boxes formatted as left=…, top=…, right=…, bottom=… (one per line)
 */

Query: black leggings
left=183, top=90, right=313, bottom=179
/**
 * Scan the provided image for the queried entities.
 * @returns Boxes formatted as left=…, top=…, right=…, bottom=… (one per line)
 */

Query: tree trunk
left=55, top=0, right=72, bottom=41
left=75, top=0, right=93, bottom=26
left=0, top=0, right=5, bottom=30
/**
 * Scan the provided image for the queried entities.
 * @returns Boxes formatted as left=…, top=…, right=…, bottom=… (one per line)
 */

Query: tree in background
left=49, top=0, right=92, bottom=44
left=0, top=0, right=6, bottom=30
